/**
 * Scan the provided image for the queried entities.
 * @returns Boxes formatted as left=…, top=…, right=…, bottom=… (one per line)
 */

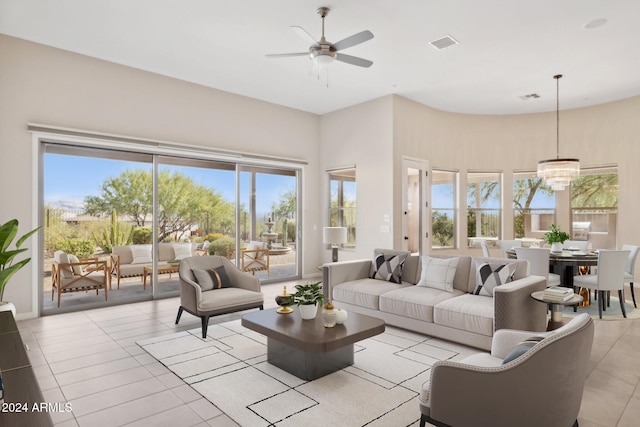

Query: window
left=328, top=168, right=356, bottom=247
left=513, top=172, right=556, bottom=239
left=467, top=172, right=501, bottom=245
left=571, top=167, right=618, bottom=249
left=431, top=170, right=457, bottom=249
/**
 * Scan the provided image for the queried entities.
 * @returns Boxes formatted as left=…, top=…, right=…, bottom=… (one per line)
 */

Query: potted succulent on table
left=543, top=224, right=570, bottom=253
left=0, top=219, right=41, bottom=316
left=292, top=281, right=324, bottom=320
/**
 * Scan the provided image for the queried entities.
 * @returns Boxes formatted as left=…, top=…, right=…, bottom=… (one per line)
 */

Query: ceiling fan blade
left=265, top=52, right=309, bottom=58
left=335, top=53, right=373, bottom=68
left=291, top=26, right=317, bottom=43
left=333, top=30, right=374, bottom=51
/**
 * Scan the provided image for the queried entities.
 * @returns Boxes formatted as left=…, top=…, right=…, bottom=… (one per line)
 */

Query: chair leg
left=618, top=290, right=627, bottom=318
left=175, top=306, right=184, bottom=325
left=420, top=414, right=427, bottom=427
left=598, top=291, right=603, bottom=319
left=572, top=420, right=579, bottom=427
left=201, top=315, right=210, bottom=339
left=631, top=282, right=637, bottom=308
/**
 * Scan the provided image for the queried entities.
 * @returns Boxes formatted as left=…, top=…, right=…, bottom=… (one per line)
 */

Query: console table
left=0, top=311, right=53, bottom=426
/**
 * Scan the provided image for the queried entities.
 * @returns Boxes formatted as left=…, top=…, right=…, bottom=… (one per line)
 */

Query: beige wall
left=0, top=35, right=321, bottom=317
left=320, top=97, right=394, bottom=261
left=392, top=95, right=640, bottom=255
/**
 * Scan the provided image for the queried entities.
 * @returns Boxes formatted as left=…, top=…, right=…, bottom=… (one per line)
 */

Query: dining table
left=507, top=248, right=599, bottom=288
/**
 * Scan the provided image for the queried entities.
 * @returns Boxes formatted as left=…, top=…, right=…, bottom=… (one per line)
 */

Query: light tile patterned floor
left=15, top=282, right=640, bottom=426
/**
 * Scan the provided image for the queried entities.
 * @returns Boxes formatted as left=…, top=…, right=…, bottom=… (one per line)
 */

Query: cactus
left=93, top=210, right=133, bottom=254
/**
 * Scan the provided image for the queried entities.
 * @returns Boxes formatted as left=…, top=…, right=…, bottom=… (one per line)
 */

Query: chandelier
left=537, top=74, right=580, bottom=191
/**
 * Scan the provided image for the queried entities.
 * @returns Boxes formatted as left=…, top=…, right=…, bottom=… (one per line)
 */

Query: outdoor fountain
left=262, top=217, right=291, bottom=255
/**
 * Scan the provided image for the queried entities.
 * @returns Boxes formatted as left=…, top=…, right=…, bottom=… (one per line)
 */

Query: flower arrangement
left=543, top=224, right=570, bottom=244
left=292, top=281, right=324, bottom=306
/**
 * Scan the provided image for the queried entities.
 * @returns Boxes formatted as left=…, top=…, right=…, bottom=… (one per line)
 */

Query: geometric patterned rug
left=138, top=320, right=480, bottom=426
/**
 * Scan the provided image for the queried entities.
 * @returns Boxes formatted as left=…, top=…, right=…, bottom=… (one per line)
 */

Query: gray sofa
left=323, top=251, right=547, bottom=350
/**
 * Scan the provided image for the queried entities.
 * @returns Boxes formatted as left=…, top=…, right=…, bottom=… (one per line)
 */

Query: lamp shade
left=323, top=227, right=347, bottom=245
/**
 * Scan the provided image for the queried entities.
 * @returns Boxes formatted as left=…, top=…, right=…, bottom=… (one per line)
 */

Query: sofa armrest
left=493, top=275, right=547, bottom=332
left=322, top=259, right=373, bottom=299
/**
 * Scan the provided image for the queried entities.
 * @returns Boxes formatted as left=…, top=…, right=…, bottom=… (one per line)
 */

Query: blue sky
left=44, top=154, right=296, bottom=216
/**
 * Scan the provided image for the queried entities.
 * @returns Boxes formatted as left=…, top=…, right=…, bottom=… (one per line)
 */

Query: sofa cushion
left=112, top=245, right=134, bottom=265
left=173, top=243, right=193, bottom=260
left=67, top=254, right=84, bottom=275
left=473, top=262, right=517, bottom=296
left=380, top=286, right=464, bottom=322
left=433, top=293, right=495, bottom=336
left=131, top=244, right=153, bottom=264
left=417, top=255, right=472, bottom=292
left=54, top=250, right=74, bottom=278
left=198, top=287, right=264, bottom=312
left=333, top=278, right=412, bottom=310
left=417, top=256, right=459, bottom=292
left=371, top=250, right=409, bottom=284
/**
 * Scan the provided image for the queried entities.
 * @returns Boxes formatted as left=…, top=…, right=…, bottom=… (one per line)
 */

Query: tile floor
left=14, top=282, right=640, bottom=427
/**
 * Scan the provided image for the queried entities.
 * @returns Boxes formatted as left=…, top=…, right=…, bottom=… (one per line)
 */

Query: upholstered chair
left=573, top=250, right=629, bottom=319
left=176, top=256, right=264, bottom=338
left=621, top=244, right=639, bottom=308
left=563, top=240, right=590, bottom=250
left=419, top=313, right=594, bottom=427
left=479, top=240, right=491, bottom=257
left=514, top=247, right=561, bottom=287
left=498, top=240, right=521, bottom=258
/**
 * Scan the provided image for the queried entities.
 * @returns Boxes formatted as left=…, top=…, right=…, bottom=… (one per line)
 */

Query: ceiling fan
left=266, top=7, right=374, bottom=68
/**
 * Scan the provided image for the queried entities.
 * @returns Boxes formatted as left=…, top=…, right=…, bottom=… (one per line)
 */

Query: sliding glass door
left=42, top=143, right=301, bottom=314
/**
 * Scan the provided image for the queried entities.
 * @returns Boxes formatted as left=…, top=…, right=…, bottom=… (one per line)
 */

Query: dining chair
left=563, top=240, right=589, bottom=250
left=479, top=240, right=491, bottom=257
left=573, top=250, right=629, bottom=319
left=498, top=240, right=521, bottom=258
left=622, top=244, right=640, bottom=308
left=514, top=247, right=561, bottom=287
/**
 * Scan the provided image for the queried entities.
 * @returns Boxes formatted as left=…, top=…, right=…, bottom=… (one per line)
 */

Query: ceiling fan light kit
left=536, top=74, right=580, bottom=191
left=266, top=6, right=374, bottom=72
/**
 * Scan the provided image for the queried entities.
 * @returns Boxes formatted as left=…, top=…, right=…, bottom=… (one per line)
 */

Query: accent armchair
left=241, top=240, right=270, bottom=278
left=419, top=313, right=594, bottom=427
left=51, top=250, right=108, bottom=307
left=176, top=255, right=264, bottom=338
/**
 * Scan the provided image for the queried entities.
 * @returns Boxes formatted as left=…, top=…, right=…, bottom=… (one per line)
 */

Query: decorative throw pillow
left=130, top=244, right=153, bottom=264
left=371, top=252, right=409, bottom=284
left=417, top=256, right=459, bottom=292
left=67, top=254, right=84, bottom=275
left=502, top=336, right=545, bottom=364
left=473, top=262, right=517, bottom=296
left=192, top=266, right=231, bottom=291
left=172, top=243, right=192, bottom=260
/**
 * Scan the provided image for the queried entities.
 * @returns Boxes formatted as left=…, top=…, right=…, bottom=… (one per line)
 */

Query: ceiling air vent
left=519, top=93, right=541, bottom=101
left=429, top=35, right=458, bottom=50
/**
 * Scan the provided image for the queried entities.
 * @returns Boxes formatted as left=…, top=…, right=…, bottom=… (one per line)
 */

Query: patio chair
left=176, top=256, right=264, bottom=338
left=51, top=250, right=108, bottom=307
left=241, top=240, right=270, bottom=278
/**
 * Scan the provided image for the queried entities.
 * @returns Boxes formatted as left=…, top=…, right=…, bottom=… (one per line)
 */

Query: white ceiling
left=2, top=0, right=639, bottom=115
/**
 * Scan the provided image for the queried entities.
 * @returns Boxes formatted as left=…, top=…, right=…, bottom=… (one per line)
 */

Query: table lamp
left=323, top=227, right=347, bottom=262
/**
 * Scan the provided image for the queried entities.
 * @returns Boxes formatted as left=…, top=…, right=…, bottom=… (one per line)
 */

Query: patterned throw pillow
left=473, top=262, right=517, bottom=296
left=416, top=256, right=459, bottom=292
left=192, top=266, right=231, bottom=291
left=502, top=336, right=545, bottom=364
left=371, top=252, right=409, bottom=284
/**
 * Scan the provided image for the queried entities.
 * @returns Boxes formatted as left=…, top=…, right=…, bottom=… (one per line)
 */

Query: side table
left=530, top=290, right=583, bottom=331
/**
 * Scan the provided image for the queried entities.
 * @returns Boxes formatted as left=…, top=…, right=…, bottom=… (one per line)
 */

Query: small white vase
left=0, top=301, right=16, bottom=317
left=335, top=308, right=348, bottom=324
left=551, top=242, right=563, bottom=253
left=299, top=303, right=318, bottom=320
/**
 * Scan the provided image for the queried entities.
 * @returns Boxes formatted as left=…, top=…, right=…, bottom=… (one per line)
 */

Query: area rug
left=138, top=320, right=479, bottom=426
left=563, top=296, right=638, bottom=320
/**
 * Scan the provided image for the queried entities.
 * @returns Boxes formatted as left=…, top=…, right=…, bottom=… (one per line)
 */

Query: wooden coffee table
left=142, top=263, right=180, bottom=290
left=242, top=308, right=385, bottom=380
